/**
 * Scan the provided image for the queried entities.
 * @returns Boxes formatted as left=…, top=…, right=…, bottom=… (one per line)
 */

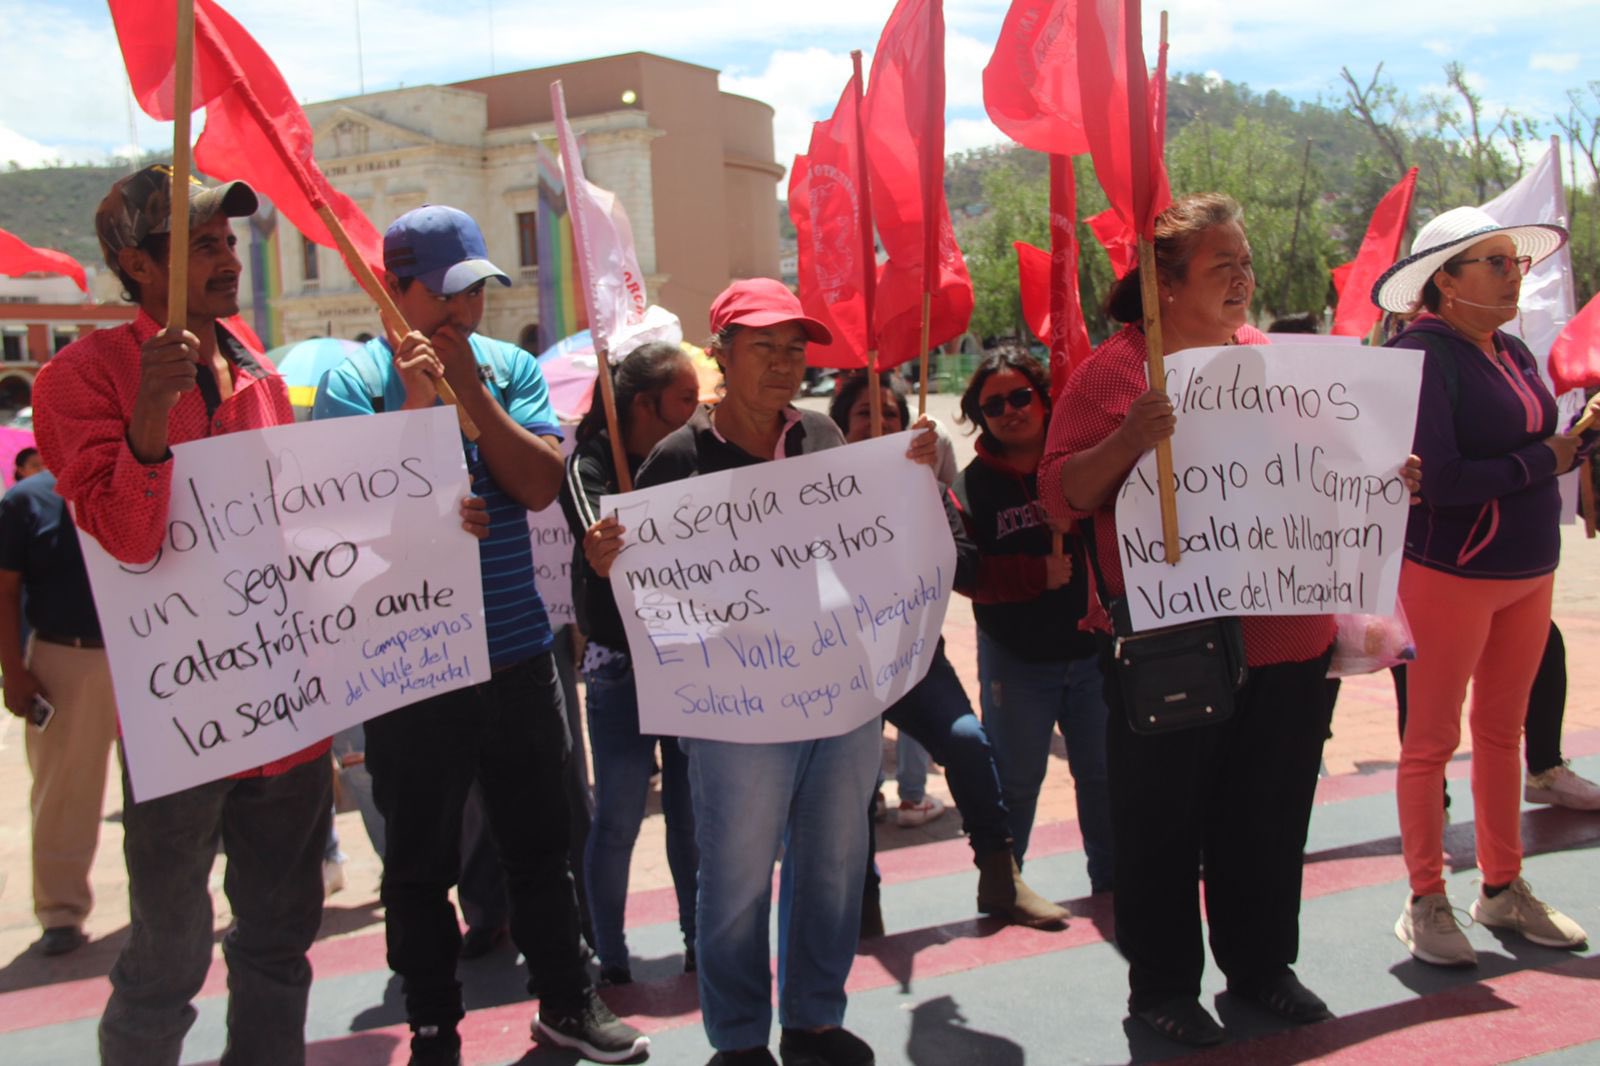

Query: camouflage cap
left=95, top=164, right=259, bottom=270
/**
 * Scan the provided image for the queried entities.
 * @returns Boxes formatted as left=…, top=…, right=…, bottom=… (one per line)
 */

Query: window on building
left=53, top=331, right=75, bottom=353
left=1, top=333, right=23, bottom=363
left=517, top=212, right=538, bottom=269
left=302, top=235, right=319, bottom=283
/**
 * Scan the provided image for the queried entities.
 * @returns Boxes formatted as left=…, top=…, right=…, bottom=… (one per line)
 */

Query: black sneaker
left=534, top=990, right=649, bottom=1063
left=408, top=1025, right=462, bottom=1066
left=599, top=964, right=633, bottom=987
left=778, top=1026, right=874, bottom=1066
left=708, top=1050, right=778, bottom=1065
left=38, top=926, right=86, bottom=956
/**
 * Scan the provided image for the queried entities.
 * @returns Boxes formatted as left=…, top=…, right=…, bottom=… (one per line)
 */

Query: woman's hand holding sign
left=585, top=515, right=626, bottom=578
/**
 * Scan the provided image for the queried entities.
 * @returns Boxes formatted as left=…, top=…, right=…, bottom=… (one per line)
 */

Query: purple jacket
left=1392, top=316, right=1560, bottom=579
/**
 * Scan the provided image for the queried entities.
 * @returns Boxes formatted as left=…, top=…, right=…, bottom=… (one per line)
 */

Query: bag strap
left=1080, top=513, right=1133, bottom=634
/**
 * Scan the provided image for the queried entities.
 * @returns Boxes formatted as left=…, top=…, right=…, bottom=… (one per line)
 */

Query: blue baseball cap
left=383, top=205, right=511, bottom=295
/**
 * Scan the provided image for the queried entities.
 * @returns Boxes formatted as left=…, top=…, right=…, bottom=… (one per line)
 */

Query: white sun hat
left=1371, top=205, right=1567, bottom=313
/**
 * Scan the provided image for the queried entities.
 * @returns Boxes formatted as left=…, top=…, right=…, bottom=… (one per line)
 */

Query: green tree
left=1165, top=116, right=1335, bottom=319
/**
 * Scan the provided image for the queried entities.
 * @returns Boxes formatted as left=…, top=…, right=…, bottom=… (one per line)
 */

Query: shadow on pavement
left=905, top=994, right=1024, bottom=1065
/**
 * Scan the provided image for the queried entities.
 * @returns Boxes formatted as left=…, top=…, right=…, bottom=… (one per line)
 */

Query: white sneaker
left=1524, top=763, right=1600, bottom=811
left=896, top=795, right=946, bottom=828
left=323, top=858, right=346, bottom=897
left=1395, top=893, right=1477, bottom=967
left=1471, top=878, right=1588, bottom=949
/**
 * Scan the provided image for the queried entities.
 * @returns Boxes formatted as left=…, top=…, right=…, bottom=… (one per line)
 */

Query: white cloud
left=945, top=116, right=1008, bottom=156
left=0, top=124, right=61, bottom=169
left=1422, top=40, right=1453, bottom=57
left=1530, top=52, right=1580, bottom=73
left=722, top=48, right=859, bottom=176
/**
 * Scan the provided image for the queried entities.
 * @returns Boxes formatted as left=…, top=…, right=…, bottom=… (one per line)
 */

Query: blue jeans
left=331, top=726, right=385, bottom=858
left=584, top=655, right=698, bottom=970
left=884, top=642, right=1011, bottom=858
left=895, top=734, right=932, bottom=803
left=978, top=631, right=1114, bottom=892
left=684, top=718, right=880, bottom=1051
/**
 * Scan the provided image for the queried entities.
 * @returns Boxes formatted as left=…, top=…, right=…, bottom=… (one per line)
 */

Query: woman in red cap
left=595, top=279, right=901, bottom=1066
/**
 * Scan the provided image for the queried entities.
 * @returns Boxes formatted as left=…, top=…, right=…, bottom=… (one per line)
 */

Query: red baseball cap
left=709, top=278, right=832, bottom=345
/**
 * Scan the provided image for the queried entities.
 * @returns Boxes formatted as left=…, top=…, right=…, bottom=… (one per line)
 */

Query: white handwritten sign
left=601, top=433, right=955, bottom=743
left=80, top=407, right=489, bottom=801
left=527, top=430, right=577, bottom=628
left=1115, top=343, right=1423, bottom=632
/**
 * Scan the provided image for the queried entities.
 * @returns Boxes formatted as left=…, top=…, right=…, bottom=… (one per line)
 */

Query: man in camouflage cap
left=33, top=164, right=334, bottom=1066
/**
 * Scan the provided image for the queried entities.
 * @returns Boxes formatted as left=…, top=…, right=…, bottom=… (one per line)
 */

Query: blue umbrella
left=267, top=337, right=366, bottom=418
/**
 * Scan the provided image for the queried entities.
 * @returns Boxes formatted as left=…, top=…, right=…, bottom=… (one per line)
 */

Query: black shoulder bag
left=1083, top=516, right=1248, bottom=734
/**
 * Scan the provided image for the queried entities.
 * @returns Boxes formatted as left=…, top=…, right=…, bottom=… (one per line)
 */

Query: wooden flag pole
left=851, top=50, right=884, bottom=440
left=165, top=0, right=196, bottom=331
left=1140, top=9, right=1180, bottom=564
left=315, top=204, right=480, bottom=440
left=1580, top=458, right=1597, bottom=539
left=917, top=293, right=932, bottom=416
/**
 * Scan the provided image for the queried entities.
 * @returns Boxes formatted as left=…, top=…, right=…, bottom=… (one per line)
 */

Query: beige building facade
left=243, top=52, right=783, bottom=352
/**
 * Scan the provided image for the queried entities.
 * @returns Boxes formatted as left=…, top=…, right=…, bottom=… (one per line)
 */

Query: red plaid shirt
left=1040, top=323, right=1336, bottom=668
left=34, top=309, right=329, bottom=776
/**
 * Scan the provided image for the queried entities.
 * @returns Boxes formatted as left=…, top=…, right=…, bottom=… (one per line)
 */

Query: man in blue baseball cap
left=314, top=205, right=645, bottom=1066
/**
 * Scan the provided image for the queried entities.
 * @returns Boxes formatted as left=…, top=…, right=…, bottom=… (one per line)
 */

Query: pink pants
left=1397, top=561, right=1553, bottom=897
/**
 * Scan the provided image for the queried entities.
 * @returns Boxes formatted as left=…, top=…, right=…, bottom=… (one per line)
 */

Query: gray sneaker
left=1395, top=893, right=1477, bottom=967
left=1471, top=878, right=1589, bottom=949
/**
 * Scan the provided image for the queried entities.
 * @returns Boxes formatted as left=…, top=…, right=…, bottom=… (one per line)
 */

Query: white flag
left=550, top=80, right=679, bottom=362
left=1480, top=140, right=1583, bottom=519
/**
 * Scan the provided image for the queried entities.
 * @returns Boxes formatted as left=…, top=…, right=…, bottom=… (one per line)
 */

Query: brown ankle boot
left=975, top=849, right=1070, bottom=929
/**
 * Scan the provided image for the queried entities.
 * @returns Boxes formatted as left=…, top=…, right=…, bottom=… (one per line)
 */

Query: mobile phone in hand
left=29, top=695, right=54, bottom=732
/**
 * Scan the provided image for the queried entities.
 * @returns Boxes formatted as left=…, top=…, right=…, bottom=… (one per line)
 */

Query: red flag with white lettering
left=790, top=80, right=873, bottom=368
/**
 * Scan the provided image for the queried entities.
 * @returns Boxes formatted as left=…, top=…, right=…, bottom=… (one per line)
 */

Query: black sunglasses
left=979, top=386, right=1036, bottom=419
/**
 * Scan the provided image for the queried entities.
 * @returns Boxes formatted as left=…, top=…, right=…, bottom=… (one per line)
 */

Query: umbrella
left=536, top=330, right=722, bottom=423
left=267, top=337, right=366, bottom=419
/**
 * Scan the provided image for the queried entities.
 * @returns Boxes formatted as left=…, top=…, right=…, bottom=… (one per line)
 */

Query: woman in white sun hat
left=1375, top=205, right=1594, bottom=968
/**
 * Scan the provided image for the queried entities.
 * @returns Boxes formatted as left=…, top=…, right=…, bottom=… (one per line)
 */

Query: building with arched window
left=235, top=51, right=783, bottom=353
left=0, top=273, right=134, bottom=420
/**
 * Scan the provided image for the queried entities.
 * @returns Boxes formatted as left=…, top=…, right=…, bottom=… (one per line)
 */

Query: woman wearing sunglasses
left=950, top=351, right=1113, bottom=895
left=1373, top=206, right=1591, bottom=968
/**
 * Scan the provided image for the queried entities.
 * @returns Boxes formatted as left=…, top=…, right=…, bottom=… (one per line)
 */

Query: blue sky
left=2, top=0, right=1596, bottom=180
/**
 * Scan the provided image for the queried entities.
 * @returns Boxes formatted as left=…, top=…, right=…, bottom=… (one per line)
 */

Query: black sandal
left=1228, top=971, right=1334, bottom=1024
left=1134, top=998, right=1226, bottom=1046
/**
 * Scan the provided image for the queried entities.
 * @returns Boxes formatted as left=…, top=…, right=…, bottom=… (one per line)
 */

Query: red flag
left=1016, top=242, right=1051, bottom=346
left=982, top=0, right=1087, bottom=156
left=1330, top=260, right=1355, bottom=299
left=1048, top=156, right=1092, bottom=392
left=862, top=0, right=974, bottom=368
left=0, top=228, right=88, bottom=293
left=108, top=0, right=383, bottom=279
left=1551, top=291, right=1600, bottom=395
left=790, top=80, right=873, bottom=369
left=1331, top=167, right=1418, bottom=338
left=1086, top=207, right=1138, bottom=279
left=1077, top=0, right=1170, bottom=241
